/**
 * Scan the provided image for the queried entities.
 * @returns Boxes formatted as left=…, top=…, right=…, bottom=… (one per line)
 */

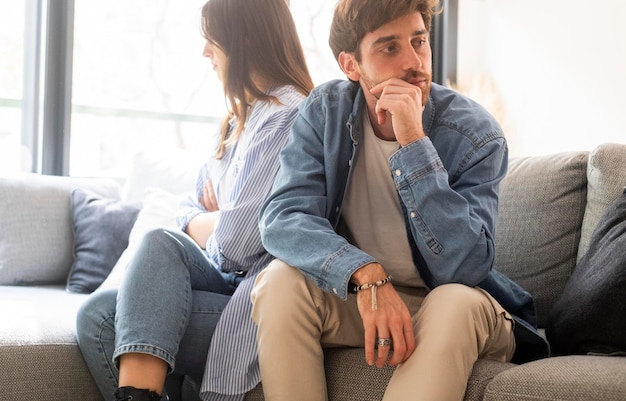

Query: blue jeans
left=76, top=229, right=236, bottom=400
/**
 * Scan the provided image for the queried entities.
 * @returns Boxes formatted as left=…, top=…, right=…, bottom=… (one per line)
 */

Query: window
left=1, top=0, right=454, bottom=178
left=0, top=2, right=27, bottom=172
left=290, top=1, right=343, bottom=85
left=0, top=0, right=345, bottom=178
left=70, top=0, right=223, bottom=178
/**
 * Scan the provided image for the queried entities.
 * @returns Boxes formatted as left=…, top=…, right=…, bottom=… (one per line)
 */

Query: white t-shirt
left=342, top=113, right=424, bottom=288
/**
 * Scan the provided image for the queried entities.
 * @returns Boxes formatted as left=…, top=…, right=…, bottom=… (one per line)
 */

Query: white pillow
left=123, top=149, right=205, bottom=204
left=97, top=187, right=182, bottom=290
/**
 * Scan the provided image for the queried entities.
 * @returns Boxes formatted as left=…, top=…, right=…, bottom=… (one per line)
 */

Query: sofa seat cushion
left=324, top=348, right=515, bottom=401
left=0, top=285, right=87, bottom=345
left=483, top=355, right=626, bottom=401
left=0, top=343, right=104, bottom=401
left=244, top=348, right=516, bottom=401
left=494, top=151, right=589, bottom=328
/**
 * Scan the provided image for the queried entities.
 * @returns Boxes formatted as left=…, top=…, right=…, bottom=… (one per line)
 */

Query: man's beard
left=361, top=69, right=431, bottom=106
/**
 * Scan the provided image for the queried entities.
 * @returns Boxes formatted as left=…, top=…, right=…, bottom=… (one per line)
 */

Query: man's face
left=346, top=12, right=433, bottom=107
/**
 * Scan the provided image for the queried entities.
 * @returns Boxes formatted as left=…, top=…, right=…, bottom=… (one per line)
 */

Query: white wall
left=457, top=0, right=626, bottom=157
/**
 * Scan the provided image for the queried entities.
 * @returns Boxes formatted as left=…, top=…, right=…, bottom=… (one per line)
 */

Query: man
left=251, top=0, right=549, bottom=400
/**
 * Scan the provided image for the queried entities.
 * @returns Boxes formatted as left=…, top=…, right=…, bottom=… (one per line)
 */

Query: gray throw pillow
left=494, top=151, right=589, bottom=328
left=66, top=189, right=140, bottom=293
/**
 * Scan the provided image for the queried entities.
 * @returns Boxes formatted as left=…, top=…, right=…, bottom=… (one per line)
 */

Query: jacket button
left=395, top=169, right=402, bottom=176
left=332, top=288, right=338, bottom=294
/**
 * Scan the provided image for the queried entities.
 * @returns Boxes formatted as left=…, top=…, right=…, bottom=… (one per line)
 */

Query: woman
left=76, top=0, right=313, bottom=400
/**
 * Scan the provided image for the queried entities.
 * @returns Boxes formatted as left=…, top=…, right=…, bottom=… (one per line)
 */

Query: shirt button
left=395, top=169, right=402, bottom=176
left=332, top=288, right=338, bottom=294
left=410, top=211, right=417, bottom=218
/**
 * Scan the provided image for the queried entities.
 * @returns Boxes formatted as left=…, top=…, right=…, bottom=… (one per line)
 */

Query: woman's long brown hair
left=201, top=0, right=314, bottom=159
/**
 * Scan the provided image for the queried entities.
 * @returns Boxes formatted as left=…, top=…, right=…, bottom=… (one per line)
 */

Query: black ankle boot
left=114, top=386, right=162, bottom=401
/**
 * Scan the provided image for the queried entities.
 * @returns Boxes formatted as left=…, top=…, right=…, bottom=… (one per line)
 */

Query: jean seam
left=97, top=313, right=120, bottom=386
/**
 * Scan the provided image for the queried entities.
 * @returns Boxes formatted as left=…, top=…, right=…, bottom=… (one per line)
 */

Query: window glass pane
left=71, top=0, right=223, bottom=178
left=71, top=0, right=344, bottom=179
left=289, top=1, right=343, bottom=85
left=0, top=2, right=26, bottom=172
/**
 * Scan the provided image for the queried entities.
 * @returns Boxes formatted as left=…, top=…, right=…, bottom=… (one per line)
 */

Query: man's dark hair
left=329, top=0, right=441, bottom=62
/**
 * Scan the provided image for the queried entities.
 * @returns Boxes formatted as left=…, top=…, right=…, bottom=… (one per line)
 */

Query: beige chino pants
left=250, top=260, right=516, bottom=401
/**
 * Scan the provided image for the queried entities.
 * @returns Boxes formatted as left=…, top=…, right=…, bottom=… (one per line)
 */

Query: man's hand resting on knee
left=352, top=263, right=416, bottom=368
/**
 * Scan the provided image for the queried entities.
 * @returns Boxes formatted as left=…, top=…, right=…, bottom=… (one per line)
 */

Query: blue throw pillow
left=66, top=189, right=140, bottom=293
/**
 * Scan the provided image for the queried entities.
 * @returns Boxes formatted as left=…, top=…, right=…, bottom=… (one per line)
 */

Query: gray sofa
left=2, top=143, right=626, bottom=401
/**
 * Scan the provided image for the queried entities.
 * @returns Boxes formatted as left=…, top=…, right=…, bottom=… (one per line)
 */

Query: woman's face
left=203, top=40, right=227, bottom=82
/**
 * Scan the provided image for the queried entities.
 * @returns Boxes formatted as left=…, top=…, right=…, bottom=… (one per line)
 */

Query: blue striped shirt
left=175, top=86, right=306, bottom=400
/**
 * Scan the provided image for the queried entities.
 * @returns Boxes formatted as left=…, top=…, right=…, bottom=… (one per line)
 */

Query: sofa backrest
left=0, top=173, right=121, bottom=286
left=495, top=142, right=626, bottom=329
left=494, top=151, right=589, bottom=328
left=577, top=142, right=626, bottom=260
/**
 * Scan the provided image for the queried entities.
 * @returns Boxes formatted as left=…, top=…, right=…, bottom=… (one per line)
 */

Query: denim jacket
left=260, top=79, right=549, bottom=363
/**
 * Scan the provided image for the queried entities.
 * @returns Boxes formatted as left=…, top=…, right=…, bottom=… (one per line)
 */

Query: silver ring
left=377, top=338, right=392, bottom=347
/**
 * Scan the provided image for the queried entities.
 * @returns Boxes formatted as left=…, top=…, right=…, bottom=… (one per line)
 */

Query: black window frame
left=432, top=0, right=458, bottom=86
